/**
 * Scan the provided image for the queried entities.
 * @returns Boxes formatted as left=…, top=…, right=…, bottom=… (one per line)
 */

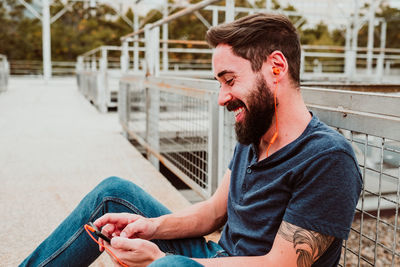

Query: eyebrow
left=216, top=70, right=234, bottom=78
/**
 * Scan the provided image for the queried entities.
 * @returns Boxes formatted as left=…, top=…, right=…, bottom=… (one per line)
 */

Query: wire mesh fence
left=119, top=75, right=219, bottom=198
left=118, top=75, right=400, bottom=265
left=303, top=87, right=400, bottom=266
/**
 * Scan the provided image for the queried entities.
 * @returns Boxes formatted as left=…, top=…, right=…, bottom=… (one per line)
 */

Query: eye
left=225, top=78, right=234, bottom=86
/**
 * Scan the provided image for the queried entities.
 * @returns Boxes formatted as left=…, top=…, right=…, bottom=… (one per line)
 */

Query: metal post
left=350, top=0, right=360, bottom=80
left=208, top=93, right=220, bottom=197
left=376, top=20, right=386, bottom=81
left=133, top=12, right=139, bottom=72
left=91, top=56, right=97, bottom=71
left=153, top=27, right=160, bottom=77
left=101, top=48, right=108, bottom=71
left=367, top=1, right=375, bottom=75
left=212, top=8, right=218, bottom=26
left=145, top=25, right=153, bottom=76
left=144, top=25, right=160, bottom=169
left=265, top=0, right=272, bottom=11
left=162, top=0, right=169, bottom=71
left=121, top=41, right=129, bottom=73
left=42, top=0, right=52, bottom=80
left=76, top=56, right=84, bottom=72
left=225, top=0, right=234, bottom=23
left=344, top=20, right=352, bottom=77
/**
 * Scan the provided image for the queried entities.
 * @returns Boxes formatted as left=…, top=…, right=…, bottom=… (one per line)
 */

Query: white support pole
left=376, top=21, right=386, bottom=81
left=366, top=1, right=375, bottom=75
left=350, top=0, right=360, bottom=79
left=344, top=20, right=352, bottom=77
left=266, top=0, right=272, bottom=11
left=91, top=56, right=97, bottom=71
left=145, top=24, right=153, bottom=76
left=100, top=48, right=108, bottom=71
left=42, top=0, right=52, bottom=80
left=212, top=8, right=218, bottom=26
left=153, top=27, right=160, bottom=77
left=225, top=0, right=234, bottom=23
left=162, top=0, right=169, bottom=72
left=76, top=56, right=84, bottom=72
left=121, top=41, right=129, bottom=73
left=133, top=12, right=139, bottom=72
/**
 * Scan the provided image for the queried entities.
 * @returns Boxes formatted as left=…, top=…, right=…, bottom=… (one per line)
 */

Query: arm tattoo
left=278, top=221, right=334, bottom=267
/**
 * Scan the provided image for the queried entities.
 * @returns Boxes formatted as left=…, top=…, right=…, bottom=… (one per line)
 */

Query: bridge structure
left=1, top=0, right=400, bottom=266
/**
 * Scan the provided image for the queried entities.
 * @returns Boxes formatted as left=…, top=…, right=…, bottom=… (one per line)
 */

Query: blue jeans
left=20, top=177, right=227, bottom=267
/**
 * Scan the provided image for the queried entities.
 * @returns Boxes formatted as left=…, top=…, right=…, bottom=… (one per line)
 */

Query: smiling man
left=21, top=13, right=362, bottom=267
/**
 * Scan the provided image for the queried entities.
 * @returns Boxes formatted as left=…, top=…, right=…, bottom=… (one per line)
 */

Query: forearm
left=151, top=199, right=226, bottom=240
left=194, top=255, right=268, bottom=267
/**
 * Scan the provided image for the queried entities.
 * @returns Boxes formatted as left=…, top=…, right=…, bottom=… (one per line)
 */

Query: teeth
left=234, top=107, right=244, bottom=117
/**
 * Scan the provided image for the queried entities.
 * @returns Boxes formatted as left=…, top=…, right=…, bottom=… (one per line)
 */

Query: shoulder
left=300, top=115, right=356, bottom=161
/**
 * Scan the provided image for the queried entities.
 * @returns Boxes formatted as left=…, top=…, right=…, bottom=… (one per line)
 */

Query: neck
left=257, top=87, right=311, bottom=161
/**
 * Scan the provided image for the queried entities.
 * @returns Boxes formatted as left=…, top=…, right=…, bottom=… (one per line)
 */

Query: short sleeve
left=283, top=151, right=362, bottom=239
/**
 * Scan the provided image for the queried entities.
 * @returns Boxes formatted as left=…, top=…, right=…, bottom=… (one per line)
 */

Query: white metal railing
left=119, top=74, right=400, bottom=266
left=9, top=60, right=75, bottom=76
left=119, top=75, right=220, bottom=198
left=0, top=55, right=9, bottom=93
left=77, top=1, right=400, bottom=265
left=75, top=45, right=144, bottom=112
left=301, top=45, right=400, bottom=83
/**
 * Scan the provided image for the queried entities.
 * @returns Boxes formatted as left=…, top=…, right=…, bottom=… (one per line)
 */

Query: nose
left=218, top=86, right=232, bottom=106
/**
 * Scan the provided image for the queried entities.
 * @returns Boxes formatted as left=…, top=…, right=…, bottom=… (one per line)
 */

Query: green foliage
left=358, top=3, right=400, bottom=48
left=0, top=0, right=399, bottom=62
left=0, top=0, right=136, bottom=61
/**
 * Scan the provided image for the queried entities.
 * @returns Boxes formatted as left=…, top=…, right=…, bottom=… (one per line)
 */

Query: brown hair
left=206, top=13, right=301, bottom=85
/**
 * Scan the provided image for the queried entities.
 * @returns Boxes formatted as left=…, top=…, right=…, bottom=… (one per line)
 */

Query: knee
left=93, top=176, right=141, bottom=198
left=149, top=255, right=204, bottom=267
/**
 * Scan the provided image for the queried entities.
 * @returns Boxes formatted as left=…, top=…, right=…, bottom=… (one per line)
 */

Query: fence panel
left=119, top=75, right=400, bottom=265
left=302, top=87, right=400, bottom=266
left=120, top=76, right=220, bottom=198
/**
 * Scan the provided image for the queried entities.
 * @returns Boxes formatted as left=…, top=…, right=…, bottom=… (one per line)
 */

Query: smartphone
left=87, top=222, right=111, bottom=243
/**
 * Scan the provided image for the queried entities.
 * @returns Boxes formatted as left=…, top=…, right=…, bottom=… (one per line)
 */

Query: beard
left=227, top=75, right=276, bottom=146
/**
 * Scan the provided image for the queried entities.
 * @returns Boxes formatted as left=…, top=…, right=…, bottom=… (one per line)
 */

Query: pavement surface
left=0, top=77, right=190, bottom=266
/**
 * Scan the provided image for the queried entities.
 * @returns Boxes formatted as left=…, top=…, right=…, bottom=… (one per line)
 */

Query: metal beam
left=51, top=3, right=73, bottom=24
left=42, top=0, right=52, bottom=80
left=121, top=0, right=222, bottom=41
left=18, top=0, right=42, bottom=20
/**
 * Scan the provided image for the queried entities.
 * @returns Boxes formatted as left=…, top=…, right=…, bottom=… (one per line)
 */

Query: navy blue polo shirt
left=218, top=114, right=362, bottom=266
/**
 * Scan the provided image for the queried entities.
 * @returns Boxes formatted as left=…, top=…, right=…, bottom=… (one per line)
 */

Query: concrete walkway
left=0, top=77, right=190, bottom=266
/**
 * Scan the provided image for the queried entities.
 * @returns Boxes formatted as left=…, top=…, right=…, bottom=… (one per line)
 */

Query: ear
left=266, top=50, right=288, bottom=80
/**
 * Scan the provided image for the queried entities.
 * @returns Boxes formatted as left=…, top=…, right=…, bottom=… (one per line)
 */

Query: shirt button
left=246, top=168, right=252, bottom=174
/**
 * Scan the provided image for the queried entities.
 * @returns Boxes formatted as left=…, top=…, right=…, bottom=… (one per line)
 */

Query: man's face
left=213, top=44, right=275, bottom=145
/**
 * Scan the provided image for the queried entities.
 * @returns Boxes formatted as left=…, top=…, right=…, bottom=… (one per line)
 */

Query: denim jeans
left=20, top=177, right=227, bottom=267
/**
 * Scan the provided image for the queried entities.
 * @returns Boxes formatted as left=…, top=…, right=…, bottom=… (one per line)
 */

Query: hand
left=104, top=236, right=165, bottom=267
left=94, top=213, right=159, bottom=252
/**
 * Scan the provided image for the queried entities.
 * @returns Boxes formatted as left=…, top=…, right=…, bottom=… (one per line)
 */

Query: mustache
left=226, top=99, right=245, bottom=112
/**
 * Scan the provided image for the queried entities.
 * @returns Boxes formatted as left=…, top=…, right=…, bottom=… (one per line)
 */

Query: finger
left=111, top=236, right=142, bottom=251
left=94, top=213, right=140, bottom=228
left=102, top=224, right=115, bottom=236
left=98, top=238, right=105, bottom=252
left=121, top=220, right=146, bottom=238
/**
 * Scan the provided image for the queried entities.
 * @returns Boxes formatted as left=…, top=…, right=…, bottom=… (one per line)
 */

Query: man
left=21, top=13, right=362, bottom=267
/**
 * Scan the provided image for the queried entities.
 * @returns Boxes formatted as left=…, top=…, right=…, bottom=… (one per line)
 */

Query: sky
left=131, top=0, right=400, bottom=27
left=27, top=0, right=400, bottom=26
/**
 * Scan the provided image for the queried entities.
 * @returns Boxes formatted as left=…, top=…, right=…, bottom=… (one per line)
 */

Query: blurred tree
left=358, top=3, right=400, bottom=48
left=1, top=0, right=397, bottom=64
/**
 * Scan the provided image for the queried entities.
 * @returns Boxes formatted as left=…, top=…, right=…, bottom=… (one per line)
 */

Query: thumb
left=111, top=237, right=141, bottom=251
